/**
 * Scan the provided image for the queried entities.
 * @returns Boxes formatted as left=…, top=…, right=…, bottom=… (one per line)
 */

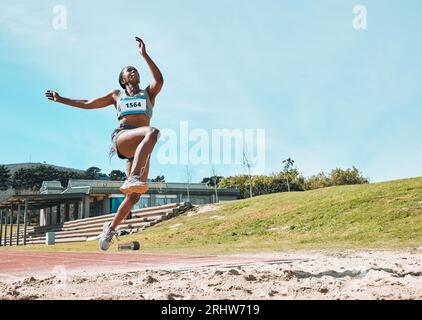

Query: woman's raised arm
left=136, top=37, right=164, bottom=104
left=45, top=90, right=119, bottom=109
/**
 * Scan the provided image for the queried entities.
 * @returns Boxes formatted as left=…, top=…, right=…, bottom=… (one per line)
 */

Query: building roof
left=0, top=192, right=87, bottom=210
left=40, top=181, right=64, bottom=194
left=62, top=180, right=233, bottom=195
left=66, top=180, right=210, bottom=190
left=0, top=179, right=240, bottom=210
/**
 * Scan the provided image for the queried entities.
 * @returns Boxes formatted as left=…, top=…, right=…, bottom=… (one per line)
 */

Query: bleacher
left=4, top=202, right=192, bottom=246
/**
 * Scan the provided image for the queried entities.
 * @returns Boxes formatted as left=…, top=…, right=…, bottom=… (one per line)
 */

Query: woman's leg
left=115, top=126, right=160, bottom=182
left=109, top=159, right=141, bottom=231
left=109, top=126, right=159, bottom=230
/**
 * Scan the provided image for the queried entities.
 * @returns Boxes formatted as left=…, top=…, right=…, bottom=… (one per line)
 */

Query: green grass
left=1, top=177, right=422, bottom=254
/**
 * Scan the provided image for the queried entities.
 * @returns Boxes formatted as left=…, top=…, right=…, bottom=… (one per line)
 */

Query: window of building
left=156, top=195, right=177, bottom=206
left=133, top=196, right=150, bottom=209
left=110, top=197, right=124, bottom=214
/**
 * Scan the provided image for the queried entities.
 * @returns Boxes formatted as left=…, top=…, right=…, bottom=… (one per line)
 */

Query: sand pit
left=0, top=249, right=421, bottom=300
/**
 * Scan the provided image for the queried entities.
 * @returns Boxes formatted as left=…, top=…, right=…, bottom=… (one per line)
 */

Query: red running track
left=0, top=251, right=299, bottom=280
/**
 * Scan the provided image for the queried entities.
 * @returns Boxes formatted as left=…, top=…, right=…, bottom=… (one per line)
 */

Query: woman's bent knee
left=148, top=127, right=160, bottom=142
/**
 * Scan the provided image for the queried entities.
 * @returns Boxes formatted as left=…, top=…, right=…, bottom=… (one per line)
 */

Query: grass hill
left=2, top=177, right=422, bottom=254
left=129, top=176, right=422, bottom=254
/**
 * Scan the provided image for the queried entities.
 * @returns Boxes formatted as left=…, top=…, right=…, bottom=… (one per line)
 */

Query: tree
left=58, top=170, right=85, bottom=187
left=0, top=165, right=11, bottom=191
left=211, top=166, right=220, bottom=203
left=12, top=165, right=61, bottom=191
left=84, top=167, right=102, bottom=180
left=219, top=175, right=251, bottom=199
left=329, top=167, right=369, bottom=186
left=303, top=167, right=369, bottom=190
left=282, top=158, right=295, bottom=192
left=251, top=175, right=274, bottom=196
left=243, top=150, right=253, bottom=198
left=219, top=165, right=368, bottom=195
left=219, top=169, right=306, bottom=199
left=201, top=176, right=223, bottom=187
left=275, top=167, right=305, bottom=192
left=9, top=165, right=84, bottom=191
left=303, top=172, right=331, bottom=190
left=109, top=170, right=127, bottom=181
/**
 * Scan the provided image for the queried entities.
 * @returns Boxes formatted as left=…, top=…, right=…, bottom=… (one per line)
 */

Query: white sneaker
left=120, top=175, right=149, bottom=194
left=99, top=222, right=117, bottom=251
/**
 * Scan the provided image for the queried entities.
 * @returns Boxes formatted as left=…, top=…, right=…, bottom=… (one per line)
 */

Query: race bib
left=118, top=95, right=147, bottom=114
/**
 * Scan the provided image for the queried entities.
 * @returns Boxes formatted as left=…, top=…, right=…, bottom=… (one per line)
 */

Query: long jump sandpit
left=0, top=249, right=421, bottom=300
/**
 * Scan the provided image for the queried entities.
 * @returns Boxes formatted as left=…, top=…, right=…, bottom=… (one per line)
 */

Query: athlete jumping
left=45, top=37, right=163, bottom=251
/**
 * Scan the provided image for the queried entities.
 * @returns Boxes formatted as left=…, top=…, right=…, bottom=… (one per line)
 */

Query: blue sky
left=1, top=0, right=421, bottom=183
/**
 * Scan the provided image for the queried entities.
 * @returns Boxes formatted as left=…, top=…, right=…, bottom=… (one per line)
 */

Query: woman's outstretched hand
left=45, top=90, right=61, bottom=102
left=135, top=37, right=147, bottom=57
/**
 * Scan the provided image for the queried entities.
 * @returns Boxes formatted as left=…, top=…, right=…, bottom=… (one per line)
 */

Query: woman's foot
left=99, top=222, right=117, bottom=251
left=120, top=175, right=149, bottom=194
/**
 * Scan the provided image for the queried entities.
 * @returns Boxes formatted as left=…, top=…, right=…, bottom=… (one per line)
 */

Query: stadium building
left=0, top=179, right=239, bottom=227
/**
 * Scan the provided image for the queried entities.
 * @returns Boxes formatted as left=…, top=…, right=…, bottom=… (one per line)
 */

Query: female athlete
left=45, top=37, right=163, bottom=250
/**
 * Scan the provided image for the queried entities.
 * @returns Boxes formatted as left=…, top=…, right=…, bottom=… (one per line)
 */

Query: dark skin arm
left=45, top=90, right=119, bottom=109
left=45, top=38, right=162, bottom=109
left=136, top=37, right=164, bottom=105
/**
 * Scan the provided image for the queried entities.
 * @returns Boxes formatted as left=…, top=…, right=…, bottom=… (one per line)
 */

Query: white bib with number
left=116, top=89, right=153, bottom=119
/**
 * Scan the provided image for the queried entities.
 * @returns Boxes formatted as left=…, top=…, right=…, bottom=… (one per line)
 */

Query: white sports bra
left=116, top=88, right=153, bottom=119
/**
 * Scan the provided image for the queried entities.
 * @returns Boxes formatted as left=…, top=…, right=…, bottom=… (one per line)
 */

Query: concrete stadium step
left=23, top=224, right=151, bottom=243
left=27, top=226, right=63, bottom=234
left=60, top=213, right=167, bottom=230
left=46, top=209, right=168, bottom=231
left=24, top=237, right=89, bottom=245
left=131, top=202, right=180, bottom=214
left=61, top=207, right=174, bottom=229
left=53, top=221, right=158, bottom=238
left=25, top=203, right=179, bottom=234
left=62, top=203, right=180, bottom=226
left=60, top=216, right=165, bottom=234
left=131, top=209, right=174, bottom=219
left=6, top=215, right=164, bottom=243
left=56, top=237, right=90, bottom=243
left=9, top=216, right=164, bottom=241
left=3, top=202, right=192, bottom=247
left=7, top=231, right=35, bottom=240
left=28, top=228, right=61, bottom=235
left=24, top=214, right=166, bottom=239
left=9, top=224, right=147, bottom=242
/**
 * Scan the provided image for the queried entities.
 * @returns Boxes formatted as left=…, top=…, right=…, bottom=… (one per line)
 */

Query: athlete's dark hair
left=118, top=67, right=128, bottom=89
left=119, top=66, right=138, bottom=90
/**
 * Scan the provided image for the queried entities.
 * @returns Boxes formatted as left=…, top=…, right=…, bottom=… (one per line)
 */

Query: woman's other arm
left=45, top=90, right=119, bottom=109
